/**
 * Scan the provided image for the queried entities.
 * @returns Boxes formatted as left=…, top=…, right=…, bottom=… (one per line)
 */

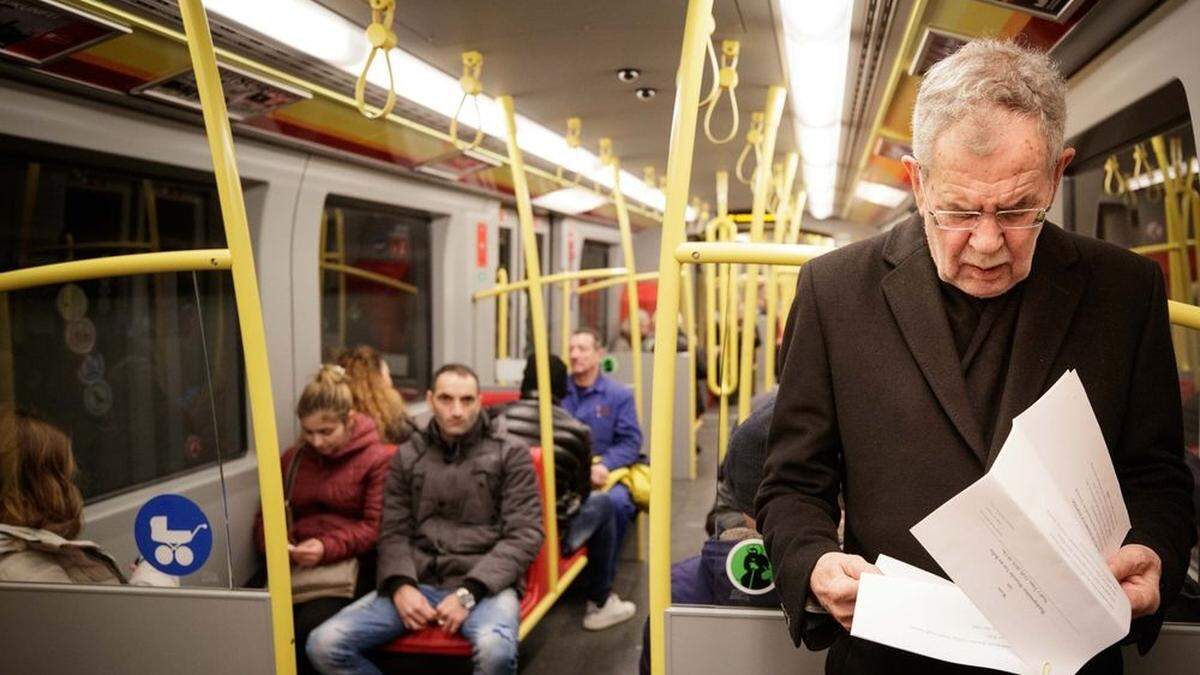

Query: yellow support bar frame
left=496, top=267, right=509, bottom=360
left=575, top=271, right=659, bottom=295
left=763, top=152, right=798, bottom=391
left=176, top=2, right=294, bottom=672
left=647, top=1, right=713, bottom=672
left=610, top=158, right=645, bottom=424
left=319, top=262, right=419, bottom=295
left=499, top=94, right=561, bottom=591
left=737, top=86, right=787, bottom=422
left=472, top=267, right=629, bottom=300
left=0, top=250, right=231, bottom=293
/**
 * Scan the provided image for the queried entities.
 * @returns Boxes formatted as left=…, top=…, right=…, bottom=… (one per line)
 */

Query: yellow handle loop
left=735, top=111, right=765, bottom=186
left=703, top=40, right=741, bottom=144
left=354, top=0, right=398, bottom=120
left=644, top=166, right=657, bottom=188
left=1132, top=142, right=1163, bottom=202
left=449, top=51, right=486, bottom=151
left=599, top=137, right=615, bottom=167
left=556, top=117, right=584, bottom=184
left=1103, top=155, right=1127, bottom=196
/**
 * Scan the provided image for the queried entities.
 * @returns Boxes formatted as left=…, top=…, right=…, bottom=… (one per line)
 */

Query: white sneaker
left=582, top=592, right=637, bottom=631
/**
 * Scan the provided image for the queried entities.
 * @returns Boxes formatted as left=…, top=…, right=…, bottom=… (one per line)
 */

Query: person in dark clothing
left=493, top=354, right=637, bottom=631
left=307, top=364, right=543, bottom=675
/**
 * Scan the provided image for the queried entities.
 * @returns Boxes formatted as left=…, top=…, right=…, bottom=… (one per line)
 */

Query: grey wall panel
left=665, top=607, right=1200, bottom=674
left=0, top=584, right=275, bottom=674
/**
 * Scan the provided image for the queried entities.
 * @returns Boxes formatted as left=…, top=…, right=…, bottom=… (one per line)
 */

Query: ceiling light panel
left=203, top=0, right=667, bottom=213
left=855, top=180, right=911, bottom=208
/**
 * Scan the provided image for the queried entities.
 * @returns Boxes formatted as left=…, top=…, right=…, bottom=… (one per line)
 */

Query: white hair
left=912, top=39, right=1067, bottom=173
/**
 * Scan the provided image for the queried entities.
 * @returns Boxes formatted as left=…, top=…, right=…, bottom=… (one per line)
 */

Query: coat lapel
left=985, top=224, right=1086, bottom=466
left=881, top=220, right=988, bottom=464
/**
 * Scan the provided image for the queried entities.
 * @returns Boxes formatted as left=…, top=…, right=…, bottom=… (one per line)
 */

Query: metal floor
left=518, top=410, right=722, bottom=675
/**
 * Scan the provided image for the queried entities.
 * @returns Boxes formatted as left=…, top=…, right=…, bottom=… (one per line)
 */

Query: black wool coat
left=756, top=216, right=1196, bottom=672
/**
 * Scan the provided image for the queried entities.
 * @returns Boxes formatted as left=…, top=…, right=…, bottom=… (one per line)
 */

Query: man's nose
left=968, top=215, right=1005, bottom=254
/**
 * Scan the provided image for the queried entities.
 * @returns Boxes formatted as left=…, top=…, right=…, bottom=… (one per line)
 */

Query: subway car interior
left=0, top=0, right=1198, bottom=673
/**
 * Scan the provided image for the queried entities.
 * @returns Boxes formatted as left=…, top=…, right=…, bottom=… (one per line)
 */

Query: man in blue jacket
left=563, top=328, right=643, bottom=554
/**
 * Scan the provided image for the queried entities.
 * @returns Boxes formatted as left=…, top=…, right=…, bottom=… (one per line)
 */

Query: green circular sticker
left=726, top=538, right=775, bottom=595
left=601, top=355, right=617, bottom=373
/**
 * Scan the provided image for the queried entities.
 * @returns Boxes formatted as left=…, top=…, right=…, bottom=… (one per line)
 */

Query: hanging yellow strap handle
left=354, top=0, right=398, bottom=120
left=644, top=166, right=657, bottom=189
left=1103, top=154, right=1127, bottom=197
left=1132, top=142, right=1162, bottom=202
left=556, top=117, right=584, bottom=184
left=735, top=111, right=765, bottom=186
left=703, top=40, right=741, bottom=144
left=449, top=50, right=485, bottom=151
left=698, top=13, right=720, bottom=108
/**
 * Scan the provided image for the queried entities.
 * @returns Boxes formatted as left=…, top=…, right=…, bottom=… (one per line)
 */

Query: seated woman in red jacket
left=254, top=364, right=395, bottom=675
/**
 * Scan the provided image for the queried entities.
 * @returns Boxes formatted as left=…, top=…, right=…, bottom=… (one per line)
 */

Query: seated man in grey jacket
left=307, top=364, right=544, bottom=675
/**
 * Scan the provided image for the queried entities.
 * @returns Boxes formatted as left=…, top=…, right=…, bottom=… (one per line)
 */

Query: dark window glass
left=320, top=196, right=432, bottom=400
left=578, top=239, right=612, bottom=335
left=0, top=146, right=246, bottom=502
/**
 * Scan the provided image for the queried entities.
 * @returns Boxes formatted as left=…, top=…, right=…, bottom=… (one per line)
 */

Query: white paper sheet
left=852, top=572, right=1034, bottom=674
left=910, top=370, right=1131, bottom=675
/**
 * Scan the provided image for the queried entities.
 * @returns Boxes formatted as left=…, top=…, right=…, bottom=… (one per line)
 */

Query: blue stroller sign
left=134, top=494, right=212, bottom=576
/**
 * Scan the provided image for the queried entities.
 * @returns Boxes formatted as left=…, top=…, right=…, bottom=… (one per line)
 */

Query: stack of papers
left=851, top=371, right=1131, bottom=674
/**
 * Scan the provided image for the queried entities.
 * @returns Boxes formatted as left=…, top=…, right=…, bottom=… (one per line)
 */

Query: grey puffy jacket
left=376, top=414, right=544, bottom=596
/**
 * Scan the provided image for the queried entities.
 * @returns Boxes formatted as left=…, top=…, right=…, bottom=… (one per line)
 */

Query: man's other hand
left=435, top=593, right=471, bottom=634
left=809, top=552, right=881, bottom=631
left=591, top=463, right=610, bottom=488
left=392, top=585, right=438, bottom=631
left=1107, top=544, right=1162, bottom=618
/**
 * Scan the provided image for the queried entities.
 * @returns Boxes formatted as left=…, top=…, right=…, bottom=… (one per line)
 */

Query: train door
left=578, top=238, right=614, bottom=339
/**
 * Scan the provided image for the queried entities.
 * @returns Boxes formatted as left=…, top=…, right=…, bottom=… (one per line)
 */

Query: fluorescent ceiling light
left=531, top=187, right=609, bottom=215
left=855, top=180, right=910, bottom=208
left=779, top=0, right=852, bottom=221
left=203, top=0, right=668, bottom=214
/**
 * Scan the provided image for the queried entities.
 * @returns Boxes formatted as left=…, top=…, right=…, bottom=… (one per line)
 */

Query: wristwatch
left=454, top=587, right=476, bottom=611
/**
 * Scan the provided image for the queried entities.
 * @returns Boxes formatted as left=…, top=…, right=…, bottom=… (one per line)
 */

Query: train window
left=319, top=196, right=432, bottom=400
left=578, top=239, right=612, bottom=335
left=1064, top=81, right=1200, bottom=623
left=0, top=145, right=247, bottom=504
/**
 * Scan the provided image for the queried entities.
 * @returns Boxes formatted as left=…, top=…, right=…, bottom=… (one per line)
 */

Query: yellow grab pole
left=497, top=267, right=509, bottom=360
left=681, top=266, right=698, bottom=480
left=703, top=171, right=731, bottom=397
left=500, top=94, right=560, bottom=589
left=649, top=1, right=713, bottom=672
left=1151, top=136, right=1193, bottom=370
left=611, top=157, right=645, bottom=424
left=718, top=268, right=739, bottom=462
left=472, top=267, right=629, bottom=300
left=335, top=208, right=347, bottom=349
left=0, top=250, right=232, bottom=293
left=780, top=189, right=808, bottom=318
left=560, top=280, right=571, bottom=359
left=763, top=152, right=798, bottom=391
left=737, top=86, right=787, bottom=422
left=676, top=241, right=831, bottom=266
left=576, top=271, right=658, bottom=295
left=175, top=1, right=293, bottom=673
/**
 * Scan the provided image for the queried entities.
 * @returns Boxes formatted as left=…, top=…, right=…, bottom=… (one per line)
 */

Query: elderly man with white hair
left=757, top=40, right=1196, bottom=674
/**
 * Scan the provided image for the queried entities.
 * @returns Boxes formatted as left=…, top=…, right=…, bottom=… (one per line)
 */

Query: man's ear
left=1048, top=147, right=1076, bottom=206
left=901, top=155, right=925, bottom=211
left=426, top=390, right=434, bottom=408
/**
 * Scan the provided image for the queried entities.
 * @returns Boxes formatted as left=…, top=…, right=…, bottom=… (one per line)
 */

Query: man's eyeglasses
left=926, top=206, right=1049, bottom=231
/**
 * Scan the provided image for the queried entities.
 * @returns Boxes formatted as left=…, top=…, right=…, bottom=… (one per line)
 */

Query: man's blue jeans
left=565, top=491, right=618, bottom=604
left=306, top=585, right=519, bottom=675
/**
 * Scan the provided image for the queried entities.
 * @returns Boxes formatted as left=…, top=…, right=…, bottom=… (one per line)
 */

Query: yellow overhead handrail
left=603, top=138, right=646, bottom=423
left=734, top=111, right=764, bottom=186
left=1170, top=300, right=1200, bottom=330
left=354, top=0, right=398, bottom=119
left=472, top=267, right=629, bottom=300
left=449, top=51, right=486, bottom=151
left=678, top=241, right=832, bottom=266
left=575, top=271, right=658, bottom=295
left=703, top=40, right=741, bottom=144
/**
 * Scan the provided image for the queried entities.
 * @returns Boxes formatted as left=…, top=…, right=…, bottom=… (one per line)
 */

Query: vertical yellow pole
left=1152, top=136, right=1193, bottom=370
left=497, top=267, right=509, bottom=360
left=0, top=293, right=12, bottom=405
left=780, top=190, right=807, bottom=315
left=335, top=208, right=347, bottom=350
left=649, top=1, right=713, bottom=672
left=737, top=87, right=787, bottom=422
left=611, top=159, right=644, bottom=424
left=681, top=266, right=698, bottom=480
left=703, top=172, right=731, bottom=399
left=560, top=280, right=571, bottom=358
left=763, top=152, right=798, bottom=391
left=175, top=2, right=293, bottom=673
left=718, top=259, right=739, bottom=462
left=500, top=95, right=560, bottom=588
